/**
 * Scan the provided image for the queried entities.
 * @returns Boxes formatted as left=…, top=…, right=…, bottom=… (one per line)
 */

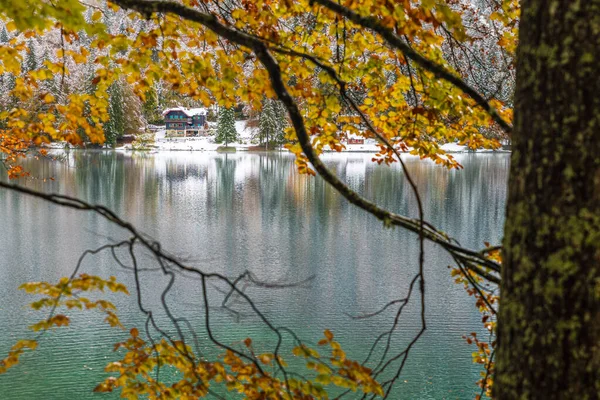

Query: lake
left=0, top=151, right=509, bottom=399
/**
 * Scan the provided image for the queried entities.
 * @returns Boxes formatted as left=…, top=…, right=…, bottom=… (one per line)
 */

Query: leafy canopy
left=0, top=0, right=516, bottom=177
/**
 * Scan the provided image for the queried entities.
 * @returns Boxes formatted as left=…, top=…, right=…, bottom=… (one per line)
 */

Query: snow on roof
left=162, top=107, right=207, bottom=117
left=345, top=132, right=365, bottom=140
left=187, top=108, right=207, bottom=116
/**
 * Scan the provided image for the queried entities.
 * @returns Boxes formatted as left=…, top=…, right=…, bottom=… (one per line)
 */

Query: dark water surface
left=0, top=151, right=509, bottom=399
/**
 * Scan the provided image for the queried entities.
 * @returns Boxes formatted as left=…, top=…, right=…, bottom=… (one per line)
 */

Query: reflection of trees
left=11, top=151, right=508, bottom=255
left=1, top=152, right=510, bottom=398
left=211, top=154, right=237, bottom=216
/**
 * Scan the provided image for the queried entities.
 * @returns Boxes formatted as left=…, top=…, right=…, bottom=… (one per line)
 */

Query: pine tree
left=151, top=48, right=160, bottom=64
left=82, top=48, right=97, bottom=95
left=216, top=107, right=237, bottom=147
left=0, top=26, right=8, bottom=43
left=104, top=80, right=125, bottom=146
left=259, top=99, right=276, bottom=148
left=272, top=99, right=287, bottom=145
left=1, top=74, right=17, bottom=109
left=0, top=26, right=8, bottom=91
left=206, top=107, right=217, bottom=122
left=122, top=82, right=145, bottom=134
left=259, top=98, right=287, bottom=148
left=22, top=40, right=38, bottom=73
left=142, top=85, right=161, bottom=125
left=38, top=49, right=61, bottom=103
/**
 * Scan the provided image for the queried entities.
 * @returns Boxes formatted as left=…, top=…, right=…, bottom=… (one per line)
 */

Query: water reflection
left=0, top=151, right=509, bottom=399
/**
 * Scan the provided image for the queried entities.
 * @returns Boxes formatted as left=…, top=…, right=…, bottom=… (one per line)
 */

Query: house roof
left=345, top=132, right=365, bottom=140
left=162, top=107, right=207, bottom=117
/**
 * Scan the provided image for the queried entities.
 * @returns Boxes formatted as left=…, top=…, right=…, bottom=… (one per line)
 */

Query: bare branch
left=311, top=0, right=513, bottom=134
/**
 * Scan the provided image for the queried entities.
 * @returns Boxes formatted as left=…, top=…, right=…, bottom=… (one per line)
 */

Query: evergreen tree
left=22, top=40, right=38, bottom=74
left=142, top=85, right=161, bottom=125
left=259, top=99, right=276, bottom=147
left=259, top=98, right=287, bottom=148
left=104, top=80, right=125, bottom=146
left=0, top=26, right=8, bottom=43
left=0, top=26, right=8, bottom=90
left=216, top=107, right=237, bottom=146
left=23, top=40, right=38, bottom=73
left=272, top=99, right=287, bottom=145
left=40, top=49, right=61, bottom=101
left=206, top=107, right=217, bottom=122
left=122, top=82, right=145, bottom=134
left=151, top=48, right=160, bottom=64
left=85, top=53, right=97, bottom=95
left=1, top=74, right=17, bottom=109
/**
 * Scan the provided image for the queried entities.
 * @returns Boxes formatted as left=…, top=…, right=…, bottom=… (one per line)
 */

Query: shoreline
left=42, top=127, right=511, bottom=154
left=43, top=144, right=511, bottom=154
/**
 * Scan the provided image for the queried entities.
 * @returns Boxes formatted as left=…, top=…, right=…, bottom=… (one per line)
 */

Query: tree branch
left=310, top=0, right=513, bottom=134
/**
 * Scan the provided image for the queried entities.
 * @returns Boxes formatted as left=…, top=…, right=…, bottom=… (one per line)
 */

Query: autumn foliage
left=0, top=0, right=516, bottom=175
left=0, top=0, right=517, bottom=398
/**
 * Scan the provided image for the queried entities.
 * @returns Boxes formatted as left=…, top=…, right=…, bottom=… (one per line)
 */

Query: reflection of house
left=347, top=136, right=364, bottom=145
left=344, top=132, right=365, bottom=145
left=339, top=115, right=366, bottom=145
left=163, top=107, right=208, bottom=137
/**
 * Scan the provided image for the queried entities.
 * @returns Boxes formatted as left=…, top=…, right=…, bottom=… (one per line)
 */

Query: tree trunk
left=496, top=1, right=600, bottom=398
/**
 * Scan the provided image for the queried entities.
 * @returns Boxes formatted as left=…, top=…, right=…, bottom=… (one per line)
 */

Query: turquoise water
left=0, top=151, right=509, bottom=399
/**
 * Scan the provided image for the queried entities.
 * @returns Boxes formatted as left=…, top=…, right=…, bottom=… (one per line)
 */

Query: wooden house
left=163, top=107, right=208, bottom=137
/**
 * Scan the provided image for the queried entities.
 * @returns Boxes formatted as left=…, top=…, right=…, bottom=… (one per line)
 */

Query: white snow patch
left=235, top=120, right=258, bottom=140
left=43, top=126, right=508, bottom=155
left=154, top=129, right=166, bottom=140
left=162, top=107, right=207, bottom=117
left=440, top=143, right=468, bottom=153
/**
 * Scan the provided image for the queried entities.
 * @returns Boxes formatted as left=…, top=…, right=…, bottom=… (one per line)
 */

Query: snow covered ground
left=151, top=136, right=252, bottom=152
left=138, top=120, right=257, bottom=151
left=46, top=120, right=508, bottom=154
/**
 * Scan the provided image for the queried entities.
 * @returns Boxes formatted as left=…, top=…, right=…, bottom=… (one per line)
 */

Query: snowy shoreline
left=44, top=139, right=510, bottom=154
left=147, top=123, right=509, bottom=153
left=43, top=122, right=510, bottom=154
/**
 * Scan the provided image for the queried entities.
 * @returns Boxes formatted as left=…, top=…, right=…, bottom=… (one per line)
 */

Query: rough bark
left=497, top=0, right=600, bottom=398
